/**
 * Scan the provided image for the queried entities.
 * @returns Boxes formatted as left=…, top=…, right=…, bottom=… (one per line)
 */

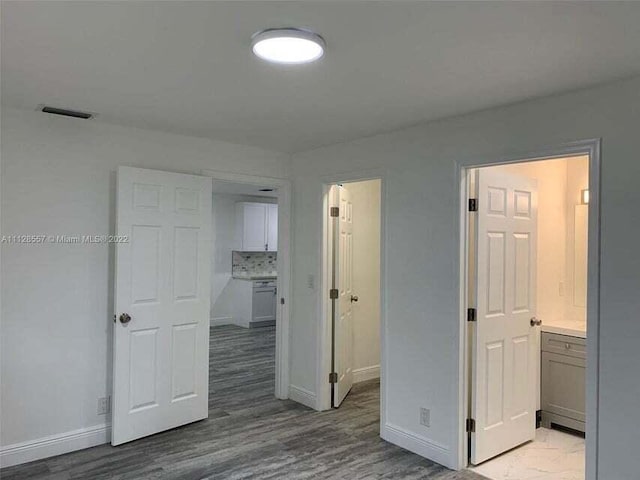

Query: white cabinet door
left=113, top=166, right=211, bottom=446
left=240, top=203, right=267, bottom=251
left=267, top=204, right=278, bottom=252
left=333, top=186, right=354, bottom=407
left=470, top=169, right=538, bottom=464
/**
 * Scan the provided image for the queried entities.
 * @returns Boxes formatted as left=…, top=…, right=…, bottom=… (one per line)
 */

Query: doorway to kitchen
left=459, top=146, right=599, bottom=480
left=203, top=170, right=291, bottom=401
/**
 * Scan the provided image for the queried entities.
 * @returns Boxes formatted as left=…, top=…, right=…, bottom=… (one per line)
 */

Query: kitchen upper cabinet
left=236, top=202, right=278, bottom=251
left=267, top=204, right=278, bottom=252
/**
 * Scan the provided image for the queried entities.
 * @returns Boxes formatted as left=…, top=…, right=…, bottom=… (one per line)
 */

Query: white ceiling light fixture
left=251, top=28, right=325, bottom=64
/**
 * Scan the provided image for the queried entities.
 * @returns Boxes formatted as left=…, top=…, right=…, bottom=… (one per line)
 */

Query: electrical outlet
left=307, top=274, right=315, bottom=290
left=420, top=407, right=431, bottom=427
left=97, top=396, right=111, bottom=415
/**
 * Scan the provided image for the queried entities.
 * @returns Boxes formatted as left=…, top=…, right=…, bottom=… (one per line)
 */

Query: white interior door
left=471, top=168, right=538, bottom=464
left=333, top=185, right=354, bottom=407
left=112, top=166, right=212, bottom=445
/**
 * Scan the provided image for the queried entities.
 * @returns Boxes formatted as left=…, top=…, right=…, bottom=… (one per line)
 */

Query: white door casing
left=471, top=169, right=538, bottom=464
left=333, top=186, right=354, bottom=407
left=113, top=167, right=212, bottom=446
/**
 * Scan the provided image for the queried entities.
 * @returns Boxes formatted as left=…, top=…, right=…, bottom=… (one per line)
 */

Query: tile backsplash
left=232, top=251, right=277, bottom=277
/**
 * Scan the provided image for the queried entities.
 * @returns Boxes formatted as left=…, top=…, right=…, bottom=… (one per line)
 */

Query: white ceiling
left=3, top=1, right=640, bottom=153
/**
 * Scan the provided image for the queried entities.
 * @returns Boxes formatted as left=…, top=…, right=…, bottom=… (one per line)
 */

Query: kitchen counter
left=541, top=319, right=586, bottom=339
left=232, top=275, right=277, bottom=281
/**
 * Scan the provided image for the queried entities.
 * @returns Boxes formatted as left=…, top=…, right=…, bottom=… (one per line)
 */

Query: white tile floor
left=469, top=428, right=585, bottom=480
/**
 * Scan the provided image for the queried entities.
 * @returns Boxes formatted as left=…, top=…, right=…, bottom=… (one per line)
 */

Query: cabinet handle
left=565, top=343, right=571, bottom=350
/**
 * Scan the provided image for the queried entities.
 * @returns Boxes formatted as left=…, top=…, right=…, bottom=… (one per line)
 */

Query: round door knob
left=119, top=313, right=132, bottom=325
left=530, top=317, right=542, bottom=327
left=350, top=295, right=359, bottom=303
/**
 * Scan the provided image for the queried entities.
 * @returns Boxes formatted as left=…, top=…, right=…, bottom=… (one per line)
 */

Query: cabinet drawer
left=541, top=332, right=586, bottom=359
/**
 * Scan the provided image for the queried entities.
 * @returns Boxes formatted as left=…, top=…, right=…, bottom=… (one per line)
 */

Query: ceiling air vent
left=41, top=105, right=93, bottom=119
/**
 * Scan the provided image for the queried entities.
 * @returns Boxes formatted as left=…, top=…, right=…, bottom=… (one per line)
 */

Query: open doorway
left=203, top=170, right=292, bottom=403
left=325, top=179, right=382, bottom=409
left=463, top=156, right=590, bottom=479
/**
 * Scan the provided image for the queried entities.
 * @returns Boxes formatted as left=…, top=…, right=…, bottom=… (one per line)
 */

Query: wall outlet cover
left=420, top=407, right=430, bottom=427
left=97, top=396, right=111, bottom=415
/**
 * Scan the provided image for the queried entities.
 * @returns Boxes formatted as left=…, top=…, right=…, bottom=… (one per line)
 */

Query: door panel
left=471, top=169, right=538, bottom=464
left=113, top=166, right=211, bottom=446
left=333, top=186, right=354, bottom=407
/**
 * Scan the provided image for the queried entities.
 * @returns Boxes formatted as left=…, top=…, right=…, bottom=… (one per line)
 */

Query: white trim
left=201, top=169, right=292, bottom=401
left=0, top=424, right=110, bottom=468
left=353, top=365, right=380, bottom=383
left=210, top=316, right=234, bottom=326
left=381, top=423, right=452, bottom=469
left=287, top=385, right=317, bottom=410
left=318, top=168, right=387, bottom=413
left=456, top=139, right=601, bottom=479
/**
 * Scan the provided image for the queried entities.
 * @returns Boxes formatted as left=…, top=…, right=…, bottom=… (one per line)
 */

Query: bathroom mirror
left=574, top=204, right=588, bottom=307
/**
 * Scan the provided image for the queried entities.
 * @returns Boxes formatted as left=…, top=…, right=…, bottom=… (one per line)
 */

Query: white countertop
left=232, top=275, right=277, bottom=281
left=541, top=319, right=586, bottom=339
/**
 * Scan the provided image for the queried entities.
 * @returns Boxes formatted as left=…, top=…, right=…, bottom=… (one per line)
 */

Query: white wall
left=0, top=107, right=289, bottom=460
left=290, top=76, right=640, bottom=476
left=210, top=193, right=276, bottom=325
left=344, top=180, right=381, bottom=383
left=565, top=157, right=589, bottom=324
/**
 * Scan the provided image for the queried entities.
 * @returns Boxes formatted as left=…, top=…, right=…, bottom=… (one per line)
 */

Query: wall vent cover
left=40, top=105, right=94, bottom=119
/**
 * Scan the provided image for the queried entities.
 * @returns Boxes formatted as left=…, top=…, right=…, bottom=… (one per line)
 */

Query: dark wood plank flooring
left=1, top=325, right=485, bottom=479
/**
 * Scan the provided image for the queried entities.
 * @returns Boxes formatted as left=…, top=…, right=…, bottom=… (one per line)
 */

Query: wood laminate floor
left=1, top=325, right=486, bottom=480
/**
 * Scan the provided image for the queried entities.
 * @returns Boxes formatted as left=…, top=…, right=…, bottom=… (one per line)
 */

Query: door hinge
left=466, top=418, right=476, bottom=433
left=330, top=288, right=339, bottom=299
left=330, top=206, right=340, bottom=217
left=468, top=198, right=477, bottom=212
left=113, top=314, right=116, bottom=323
left=329, top=372, right=338, bottom=384
left=467, top=308, right=477, bottom=322
left=280, top=297, right=285, bottom=305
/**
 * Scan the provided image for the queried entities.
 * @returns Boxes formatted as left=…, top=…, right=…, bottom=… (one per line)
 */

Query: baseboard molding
left=288, top=385, right=317, bottom=410
left=0, top=424, right=110, bottom=468
left=210, top=316, right=233, bottom=326
left=381, top=422, right=452, bottom=469
left=353, top=365, right=380, bottom=384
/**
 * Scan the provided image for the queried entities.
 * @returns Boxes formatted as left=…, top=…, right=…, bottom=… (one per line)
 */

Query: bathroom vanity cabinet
left=541, top=332, right=586, bottom=433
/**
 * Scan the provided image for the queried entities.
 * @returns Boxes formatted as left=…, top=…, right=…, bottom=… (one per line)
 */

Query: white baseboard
left=381, top=422, right=452, bottom=469
left=210, top=316, right=233, bottom=326
left=353, top=365, right=380, bottom=384
left=0, top=424, right=110, bottom=468
left=288, top=385, right=317, bottom=410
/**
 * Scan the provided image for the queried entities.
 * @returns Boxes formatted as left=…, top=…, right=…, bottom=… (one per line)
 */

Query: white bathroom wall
left=565, top=157, right=589, bottom=325
left=0, top=107, right=289, bottom=462
left=210, top=193, right=276, bottom=325
left=290, top=75, right=640, bottom=475
left=343, top=180, right=381, bottom=383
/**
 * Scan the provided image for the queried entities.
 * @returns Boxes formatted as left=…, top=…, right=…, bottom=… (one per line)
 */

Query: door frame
left=456, top=139, right=601, bottom=479
left=201, top=169, right=291, bottom=400
left=318, top=169, right=386, bottom=412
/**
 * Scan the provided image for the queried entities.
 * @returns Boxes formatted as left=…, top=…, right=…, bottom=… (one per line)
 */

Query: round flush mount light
left=251, top=28, right=325, bottom=64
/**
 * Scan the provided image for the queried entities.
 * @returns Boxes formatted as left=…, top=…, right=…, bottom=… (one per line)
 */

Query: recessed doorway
left=460, top=152, right=597, bottom=480
left=319, top=178, right=383, bottom=411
